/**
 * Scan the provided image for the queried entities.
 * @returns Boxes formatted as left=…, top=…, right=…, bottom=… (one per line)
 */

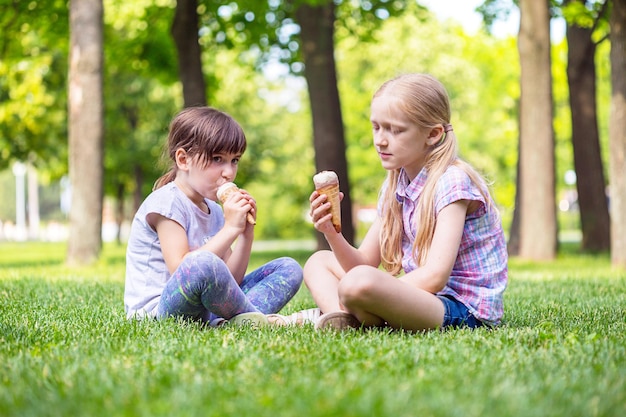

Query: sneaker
left=208, top=317, right=227, bottom=327
left=228, top=312, right=269, bottom=329
left=314, top=311, right=361, bottom=331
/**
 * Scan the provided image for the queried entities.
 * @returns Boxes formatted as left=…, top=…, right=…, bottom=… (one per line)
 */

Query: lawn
left=1, top=242, right=624, bottom=417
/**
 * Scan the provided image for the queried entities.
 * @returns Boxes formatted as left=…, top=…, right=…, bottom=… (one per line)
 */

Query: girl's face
left=175, top=149, right=241, bottom=203
left=370, top=94, right=439, bottom=180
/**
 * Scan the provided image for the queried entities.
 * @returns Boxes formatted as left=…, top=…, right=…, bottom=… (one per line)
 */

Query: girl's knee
left=180, top=250, right=228, bottom=277
left=276, top=256, right=304, bottom=285
left=304, top=250, right=333, bottom=270
left=184, top=250, right=219, bottom=263
left=303, top=250, right=336, bottom=286
left=277, top=256, right=303, bottom=271
left=338, top=265, right=379, bottom=305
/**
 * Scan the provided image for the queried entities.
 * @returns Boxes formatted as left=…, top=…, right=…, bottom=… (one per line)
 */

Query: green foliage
left=336, top=4, right=521, bottom=211
left=477, top=0, right=518, bottom=29
left=560, top=0, right=610, bottom=31
left=0, top=0, right=69, bottom=174
left=200, top=0, right=411, bottom=74
left=209, top=48, right=316, bottom=239
left=1, top=242, right=625, bottom=417
left=0, top=169, right=67, bottom=223
left=0, top=0, right=614, bottom=243
left=101, top=0, right=182, bottom=198
left=0, top=170, right=16, bottom=221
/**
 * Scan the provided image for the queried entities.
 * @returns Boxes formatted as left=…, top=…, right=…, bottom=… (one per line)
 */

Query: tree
left=609, top=0, right=626, bottom=268
left=197, top=0, right=407, bottom=247
left=517, top=0, right=557, bottom=259
left=172, top=0, right=207, bottom=107
left=103, top=1, right=181, bottom=238
left=564, top=0, right=610, bottom=252
left=294, top=1, right=354, bottom=247
left=67, top=0, right=104, bottom=264
left=508, top=144, right=522, bottom=255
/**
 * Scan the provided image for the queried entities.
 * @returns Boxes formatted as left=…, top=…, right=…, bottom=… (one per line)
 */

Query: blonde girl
left=304, top=73, right=508, bottom=331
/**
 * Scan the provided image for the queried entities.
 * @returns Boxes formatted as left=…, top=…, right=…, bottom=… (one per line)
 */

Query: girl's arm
left=310, top=190, right=381, bottom=271
left=224, top=221, right=254, bottom=284
left=147, top=189, right=256, bottom=276
left=149, top=214, right=193, bottom=274
left=399, top=199, right=469, bottom=293
left=149, top=208, right=245, bottom=275
left=216, top=187, right=256, bottom=283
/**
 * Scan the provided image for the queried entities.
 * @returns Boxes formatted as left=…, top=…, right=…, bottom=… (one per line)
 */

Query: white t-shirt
left=124, top=182, right=224, bottom=319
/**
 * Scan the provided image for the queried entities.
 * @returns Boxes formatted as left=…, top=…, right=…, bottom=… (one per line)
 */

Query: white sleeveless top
left=123, top=182, right=224, bottom=319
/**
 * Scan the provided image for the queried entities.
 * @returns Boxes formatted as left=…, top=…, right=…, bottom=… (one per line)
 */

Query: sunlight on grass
left=1, top=242, right=624, bottom=417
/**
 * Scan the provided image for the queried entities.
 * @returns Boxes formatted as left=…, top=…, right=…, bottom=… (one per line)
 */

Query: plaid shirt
left=383, top=165, right=508, bottom=325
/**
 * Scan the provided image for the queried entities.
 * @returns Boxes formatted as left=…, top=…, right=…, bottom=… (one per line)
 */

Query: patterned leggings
left=156, top=250, right=303, bottom=322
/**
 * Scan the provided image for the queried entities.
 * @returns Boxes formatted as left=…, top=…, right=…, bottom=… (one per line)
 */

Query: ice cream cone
left=217, top=182, right=256, bottom=225
left=313, top=171, right=341, bottom=233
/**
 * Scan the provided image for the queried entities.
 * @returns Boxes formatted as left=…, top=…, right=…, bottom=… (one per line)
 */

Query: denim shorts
left=437, top=294, right=484, bottom=329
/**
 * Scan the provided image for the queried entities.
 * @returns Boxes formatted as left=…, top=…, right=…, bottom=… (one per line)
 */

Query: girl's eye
left=212, top=156, right=222, bottom=163
left=232, top=158, right=240, bottom=165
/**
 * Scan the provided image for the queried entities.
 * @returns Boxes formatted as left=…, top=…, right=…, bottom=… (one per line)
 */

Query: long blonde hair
left=376, top=74, right=491, bottom=274
left=153, top=107, right=247, bottom=190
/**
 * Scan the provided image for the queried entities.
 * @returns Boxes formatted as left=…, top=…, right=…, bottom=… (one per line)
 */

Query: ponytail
left=153, top=169, right=176, bottom=190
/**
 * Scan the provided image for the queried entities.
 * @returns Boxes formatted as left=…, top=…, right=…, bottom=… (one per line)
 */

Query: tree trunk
left=609, top=0, right=626, bottom=268
left=67, top=0, right=104, bottom=265
left=508, top=139, right=521, bottom=255
left=517, top=0, right=557, bottom=260
left=295, top=1, right=354, bottom=247
left=566, top=16, right=610, bottom=252
left=171, top=0, right=206, bottom=107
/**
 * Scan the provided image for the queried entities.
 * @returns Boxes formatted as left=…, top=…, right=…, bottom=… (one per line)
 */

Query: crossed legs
left=304, top=250, right=445, bottom=331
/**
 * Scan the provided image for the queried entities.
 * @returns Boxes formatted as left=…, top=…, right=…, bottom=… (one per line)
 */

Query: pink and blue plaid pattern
left=386, top=165, right=508, bottom=326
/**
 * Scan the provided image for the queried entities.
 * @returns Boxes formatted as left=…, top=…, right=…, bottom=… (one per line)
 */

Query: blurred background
left=0, top=0, right=617, bottom=262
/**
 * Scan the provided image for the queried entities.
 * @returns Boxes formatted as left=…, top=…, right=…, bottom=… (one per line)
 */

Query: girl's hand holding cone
left=312, top=171, right=342, bottom=233
left=217, top=182, right=256, bottom=225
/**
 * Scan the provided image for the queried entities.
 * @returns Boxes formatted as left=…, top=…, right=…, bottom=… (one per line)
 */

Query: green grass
left=1, top=242, right=624, bottom=417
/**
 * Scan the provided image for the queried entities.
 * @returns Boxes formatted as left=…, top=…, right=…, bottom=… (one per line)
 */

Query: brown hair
left=153, top=107, right=247, bottom=190
left=375, top=74, right=491, bottom=274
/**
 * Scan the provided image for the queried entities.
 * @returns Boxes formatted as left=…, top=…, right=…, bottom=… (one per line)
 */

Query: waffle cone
left=217, top=186, right=237, bottom=204
left=217, top=183, right=256, bottom=225
left=316, top=183, right=341, bottom=233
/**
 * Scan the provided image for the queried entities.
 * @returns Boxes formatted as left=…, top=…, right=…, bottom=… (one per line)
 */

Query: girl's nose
left=374, top=131, right=387, bottom=147
left=222, top=164, right=237, bottom=179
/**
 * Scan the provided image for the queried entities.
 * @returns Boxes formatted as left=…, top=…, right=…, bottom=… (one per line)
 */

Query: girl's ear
left=174, top=148, right=189, bottom=170
left=426, top=125, right=445, bottom=146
